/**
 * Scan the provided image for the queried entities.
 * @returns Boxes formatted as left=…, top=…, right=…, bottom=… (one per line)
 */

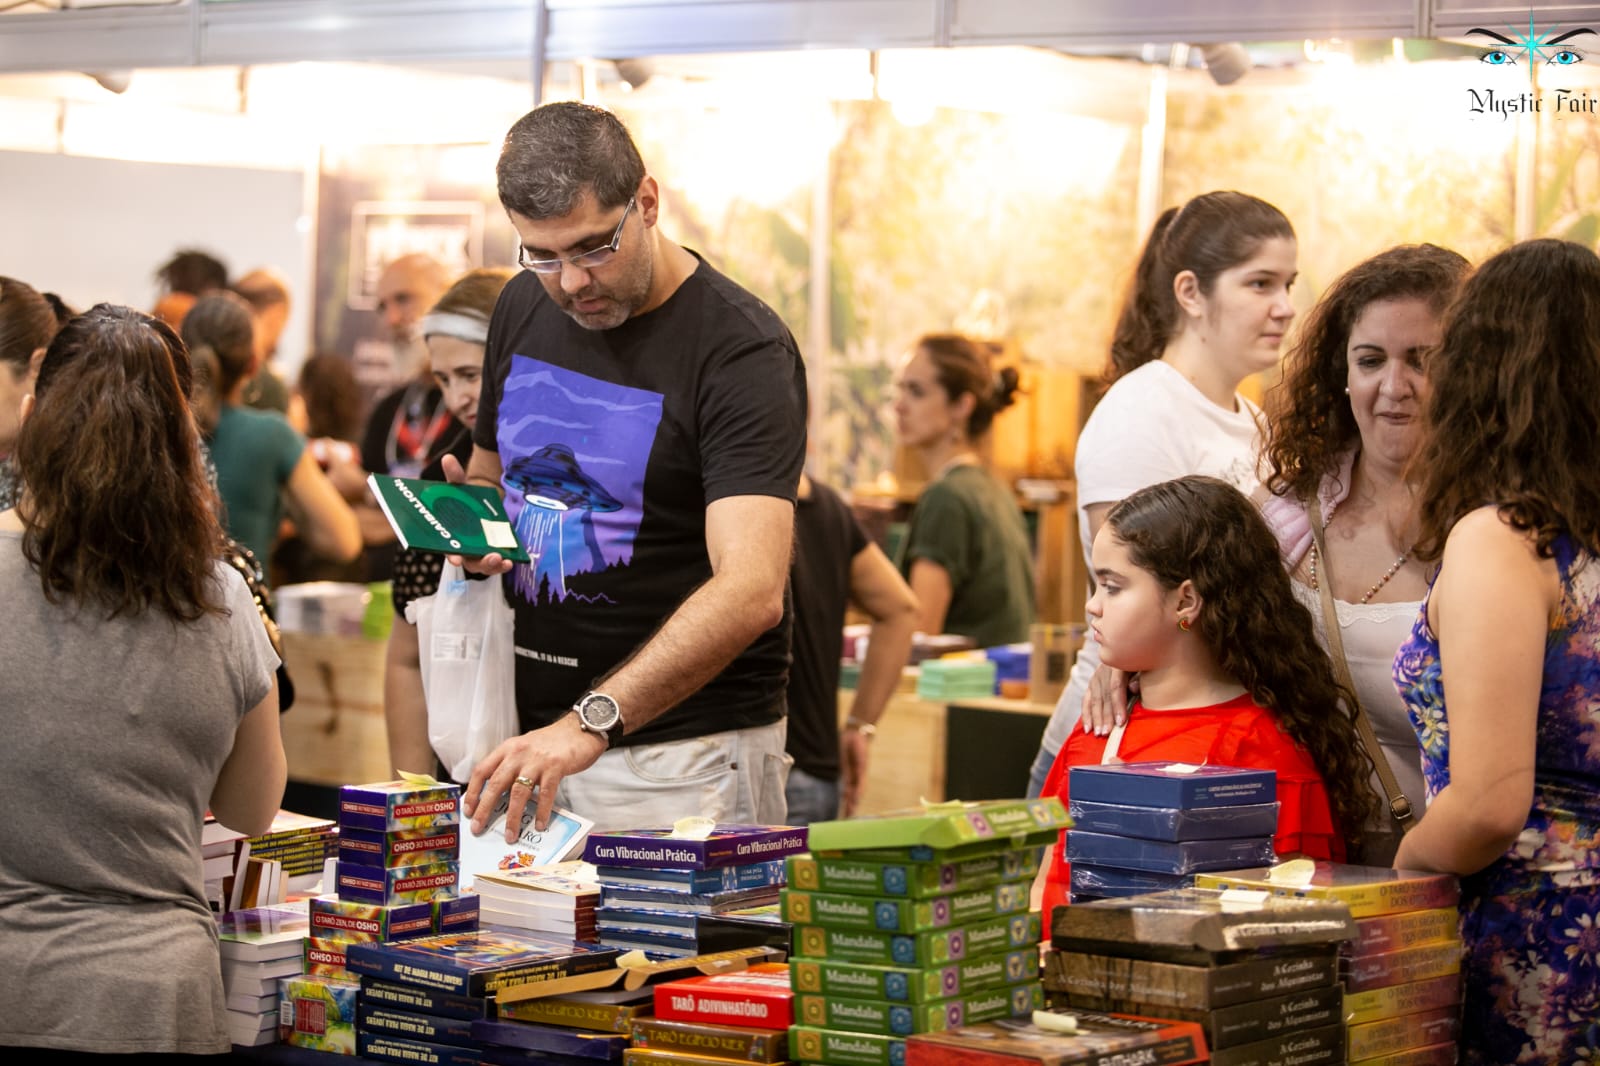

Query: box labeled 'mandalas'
left=797, top=911, right=1041, bottom=967
left=790, top=948, right=1039, bottom=1003
left=789, top=1026, right=906, bottom=1066
left=796, top=983, right=1042, bottom=1037
left=805, top=798, right=1068, bottom=854
left=786, top=849, right=1038, bottom=899
left=782, top=882, right=1030, bottom=933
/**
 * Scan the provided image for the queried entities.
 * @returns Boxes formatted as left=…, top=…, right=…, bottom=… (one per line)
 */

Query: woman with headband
left=384, top=268, right=515, bottom=778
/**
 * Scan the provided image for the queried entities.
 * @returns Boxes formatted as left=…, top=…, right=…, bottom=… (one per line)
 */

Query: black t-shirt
left=787, top=480, right=869, bottom=780
left=476, top=256, right=807, bottom=745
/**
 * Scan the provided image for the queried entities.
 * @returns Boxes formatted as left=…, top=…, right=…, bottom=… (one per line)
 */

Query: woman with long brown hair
left=0, top=305, right=286, bottom=1058
left=1393, top=239, right=1600, bottom=1063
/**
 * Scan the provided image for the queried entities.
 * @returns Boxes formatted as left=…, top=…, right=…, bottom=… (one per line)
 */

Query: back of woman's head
left=915, top=332, right=1021, bottom=439
left=180, top=290, right=256, bottom=401
left=1415, top=238, right=1600, bottom=561
left=1107, top=475, right=1378, bottom=849
left=430, top=267, right=515, bottom=323
left=1109, top=191, right=1295, bottom=381
left=16, top=304, right=224, bottom=621
left=0, top=276, right=62, bottom=379
left=297, top=353, right=363, bottom=442
left=1267, top=244, right=1470, bottom=500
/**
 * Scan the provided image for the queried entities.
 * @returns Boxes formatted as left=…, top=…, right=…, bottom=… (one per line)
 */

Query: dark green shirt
left=899, top=465, right=1035, bottom=647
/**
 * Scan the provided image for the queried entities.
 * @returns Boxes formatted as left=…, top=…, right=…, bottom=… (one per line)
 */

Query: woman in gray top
left=0, top=305, right=286, bottom=1057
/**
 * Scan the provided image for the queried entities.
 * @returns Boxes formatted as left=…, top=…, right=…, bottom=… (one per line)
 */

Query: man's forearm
left=597, top=572, right=783, bottom=733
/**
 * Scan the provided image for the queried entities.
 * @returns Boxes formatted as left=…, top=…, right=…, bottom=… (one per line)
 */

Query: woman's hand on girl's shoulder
left=1082, top=664, right=1135, bottom=736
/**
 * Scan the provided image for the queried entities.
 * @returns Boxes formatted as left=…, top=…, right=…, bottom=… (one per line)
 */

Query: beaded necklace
left=1307, top=498, right=1411, bottom=605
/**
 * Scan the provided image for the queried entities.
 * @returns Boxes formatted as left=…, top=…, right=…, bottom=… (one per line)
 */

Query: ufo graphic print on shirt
left=496, top=357, right=662, bottom=608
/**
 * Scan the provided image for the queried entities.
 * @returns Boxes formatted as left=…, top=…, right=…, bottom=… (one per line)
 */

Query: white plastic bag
left=405, top=562, right=518, bottom=782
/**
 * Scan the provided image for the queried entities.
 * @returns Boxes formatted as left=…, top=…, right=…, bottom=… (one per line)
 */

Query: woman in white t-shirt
left=1256, top=243, right=1470, bottom=864
left=1027, top=190, right=1298, bottom=796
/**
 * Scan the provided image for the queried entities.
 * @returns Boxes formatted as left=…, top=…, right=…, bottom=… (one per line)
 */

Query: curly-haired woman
left=1393, top=239, right=1600, bottom=1064
left=1259, top=243, right=1471, bottom=863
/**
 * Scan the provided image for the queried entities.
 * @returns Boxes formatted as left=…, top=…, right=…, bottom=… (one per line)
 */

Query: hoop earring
left=1177, top=617, right=1191, bottom=632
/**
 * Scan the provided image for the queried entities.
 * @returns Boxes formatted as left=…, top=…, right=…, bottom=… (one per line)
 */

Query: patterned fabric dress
left=1394, top=532, right=1600, bottom=1065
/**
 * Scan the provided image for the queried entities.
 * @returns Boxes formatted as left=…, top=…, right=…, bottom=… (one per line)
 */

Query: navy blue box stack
left=1065, top=762, right=1279, bottom=902
left=581, top=826, right=807, bottom=959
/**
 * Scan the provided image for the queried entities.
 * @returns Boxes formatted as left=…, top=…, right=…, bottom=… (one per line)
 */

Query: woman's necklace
left=1308, top=498, right=1411, bottom=605
left=932, top=450, right=980, bottom=480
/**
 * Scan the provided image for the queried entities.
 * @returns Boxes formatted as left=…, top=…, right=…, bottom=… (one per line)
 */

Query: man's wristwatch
left=573, top=691, right=624, bottom=749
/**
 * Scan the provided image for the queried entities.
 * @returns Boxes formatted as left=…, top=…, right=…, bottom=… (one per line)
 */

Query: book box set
left=784, top=799, right=1068, bottom=1066
left=1065, top=763, right=1280, bottom=901
left=1196, top=862, right=1465, bottom=1063
left=581, top=824, right=808, bottom=958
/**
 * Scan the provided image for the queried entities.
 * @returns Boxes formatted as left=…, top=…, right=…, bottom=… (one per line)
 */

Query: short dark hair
left=155, top=248, right=228, bottom=296
left=497, top=103, right=646, bottom=219
left=0, top=276, right=60, bottom=378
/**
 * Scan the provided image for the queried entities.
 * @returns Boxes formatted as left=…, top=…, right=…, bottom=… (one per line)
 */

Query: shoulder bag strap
left=1307, top=500, right=1415, bottom=830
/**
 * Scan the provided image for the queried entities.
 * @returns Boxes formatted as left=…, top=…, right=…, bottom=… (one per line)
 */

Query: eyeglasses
left=517, top=197, right=635, bottom=275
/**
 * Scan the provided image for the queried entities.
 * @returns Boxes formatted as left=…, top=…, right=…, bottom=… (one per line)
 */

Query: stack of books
left=914, top=658, right=997, bottom=700
left=1063, top=763, right=1279, bottom=902
left=1196, top=863, right=1464, bottom=1064
left=309, top=779, right=473, bottom=982
left=474, top=860, right=601, bottom=940
left=581, top=826, right=808, bottom=958
left=203, top=814, right=246, bottom=912
left=784, top=799, right=1068, bottom=1066
left=905, top=1010, right=1211, bottom=1065
left=345, top=927, right=624, bottom=1064
left=241, top=809, right=339, bottom=900
left=1044, top=888, right=1358, bottom=1065
left=217, top=901, right=310, bottom=1047
left=628, top=1012, right=790, bottom=1066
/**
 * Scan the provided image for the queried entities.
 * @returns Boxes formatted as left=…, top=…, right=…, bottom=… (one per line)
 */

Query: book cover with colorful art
left=344, top=927, right=621, bottom=996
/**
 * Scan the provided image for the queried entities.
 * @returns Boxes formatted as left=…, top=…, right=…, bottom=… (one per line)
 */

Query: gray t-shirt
left=0, top=532, right=277, bottom=1053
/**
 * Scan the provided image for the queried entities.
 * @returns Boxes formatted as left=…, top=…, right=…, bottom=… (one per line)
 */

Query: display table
left=837, top=687, right=1055, bottom=815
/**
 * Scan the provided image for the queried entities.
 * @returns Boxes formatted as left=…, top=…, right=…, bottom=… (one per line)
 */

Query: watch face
left=580, top=693, right=621, bottom=731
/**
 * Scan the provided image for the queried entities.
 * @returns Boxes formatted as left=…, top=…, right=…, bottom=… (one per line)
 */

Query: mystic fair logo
left=1467, top=13, right=1599, bottom=119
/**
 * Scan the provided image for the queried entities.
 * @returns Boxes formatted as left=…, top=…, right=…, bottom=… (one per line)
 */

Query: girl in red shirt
left=1039, top=476, right=1375, bottom=916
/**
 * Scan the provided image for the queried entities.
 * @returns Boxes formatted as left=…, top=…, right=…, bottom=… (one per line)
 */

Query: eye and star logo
left=1466, top=12, right=1600, bottom=118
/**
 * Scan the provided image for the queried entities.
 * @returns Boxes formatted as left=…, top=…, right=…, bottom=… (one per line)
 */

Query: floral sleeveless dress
left=1394, top=533, right=1600, bottom=1064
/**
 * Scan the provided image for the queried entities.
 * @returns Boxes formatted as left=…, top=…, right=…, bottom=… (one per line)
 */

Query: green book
left=366, top=473, right=531, bottom=563
left=804, top=798, right=1070, bottom=853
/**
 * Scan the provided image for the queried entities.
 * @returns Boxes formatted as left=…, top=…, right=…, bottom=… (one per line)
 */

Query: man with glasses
left=453, top=102, right=807, bottom=836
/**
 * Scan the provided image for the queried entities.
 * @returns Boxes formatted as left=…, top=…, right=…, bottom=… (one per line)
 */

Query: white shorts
left=554, top=719, right=792, bottom=831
